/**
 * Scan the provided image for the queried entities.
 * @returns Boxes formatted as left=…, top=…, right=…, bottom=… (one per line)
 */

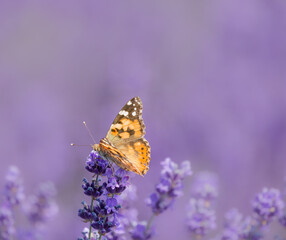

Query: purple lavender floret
left=105, top=197, right=120, bottom=214
left=0, top=206, right=15, bottom=240
left=91, top=216, right=116, bottom=235
left=106, top=169, right=130, bottom=195
left=130, top=222, right=154, bottom=240
left=146, top=158, right=192, bottom=215
left=93, top=197, right=121, bottom=216
left=25, top=181, right=58, bottom=226
left=91, top=199, right=120, bottom=235
left=86, top=150, right=110, bottom=175
left=4, top=166, right=24, bottom=207
left=146, top=192, right=167, bottom=215
left=186, top=198, right=216, bottom=237
left=106, top=176, right=129, bottom=195
left=82, top=178, right=106, bottom=198
left=78, top=227, right=99, bottom=240
left=78, top=201, right=93, bottom=221
left=252, top=188, right=284, bottom=225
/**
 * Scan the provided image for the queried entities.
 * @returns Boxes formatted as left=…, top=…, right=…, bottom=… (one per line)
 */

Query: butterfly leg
left=99, top=152, right=115, bottom=176
left=108, top=161, right=115, bottom=176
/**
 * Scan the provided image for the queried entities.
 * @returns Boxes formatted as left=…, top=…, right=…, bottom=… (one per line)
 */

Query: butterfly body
left=93, top=97, right=150, bottom=176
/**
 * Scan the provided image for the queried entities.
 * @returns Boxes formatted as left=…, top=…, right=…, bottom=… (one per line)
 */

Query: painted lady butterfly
left=93, top=97, right=151, bottom=176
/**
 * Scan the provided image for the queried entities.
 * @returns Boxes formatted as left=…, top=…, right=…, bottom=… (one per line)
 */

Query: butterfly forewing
left=106, top=96, right=146, bottom=145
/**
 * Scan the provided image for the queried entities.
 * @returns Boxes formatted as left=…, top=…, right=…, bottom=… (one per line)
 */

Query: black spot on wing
left=128, top=128, right=135, bottom=136
left=117, top=127, right=125, bottom=134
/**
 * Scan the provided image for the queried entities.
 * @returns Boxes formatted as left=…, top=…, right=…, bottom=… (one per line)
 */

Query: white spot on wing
left=132, top=112, right=136, bottom=116
left=127, top=101, right=132, bottom=105
left=124, top=111, right=128, bottom=116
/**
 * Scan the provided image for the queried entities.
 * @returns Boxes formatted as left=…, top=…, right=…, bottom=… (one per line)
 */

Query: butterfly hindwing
left=115, top=138, right=151, bottom=175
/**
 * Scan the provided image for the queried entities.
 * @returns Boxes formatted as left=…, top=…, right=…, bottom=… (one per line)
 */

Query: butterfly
left=93, top=97, right=151, bottom=176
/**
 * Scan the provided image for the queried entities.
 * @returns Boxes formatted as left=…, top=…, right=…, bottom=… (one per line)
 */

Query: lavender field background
left=1, top=0, right=286, bottom=239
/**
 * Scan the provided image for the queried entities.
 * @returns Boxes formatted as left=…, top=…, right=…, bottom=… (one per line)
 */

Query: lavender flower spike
left=135, top=158, right=191, bottom=240
left=25, top=181, right=58, bottom=227
left=79, top=150, right=131, bottom=239
left=86, top=150, right=110, bottom=175
left=0, top=206, right=15, bottom=240
left=186, top=198, right=216, bottom=237
left=107, top=185, right=139, bottom=240
left=131, top=221, right=154, bottom=240
left=146, top=158, right=192, bottom=215
left=252, top=188, right=284, bottom=225
left=4, top=166, right=24, bottom=207
left=191, top=171, right=218, bottom=204
left=239, top=216, right=262, bottom=240
left=279, top=212, right=286, bottom=228
left=221, top=208, right=243, bottom=240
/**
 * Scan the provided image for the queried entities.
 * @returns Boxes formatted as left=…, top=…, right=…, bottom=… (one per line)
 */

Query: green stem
left=144, top=194, right=164, bottom=236
left=145, top=213, right=155, bottom=236
left=88, top=197, right=94, bottom=239
left=88, top=175, right=99, bottom=240
left=95, top=174, right=99, bottom=183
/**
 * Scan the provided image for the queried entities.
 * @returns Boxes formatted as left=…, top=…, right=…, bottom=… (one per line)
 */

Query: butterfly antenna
left=70, top=143, right=91, bottom=147
left=83, top=121, right=96, bottom=144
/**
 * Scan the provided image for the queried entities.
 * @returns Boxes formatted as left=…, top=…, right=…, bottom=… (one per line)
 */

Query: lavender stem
left=145, top=213, right=155, bottom=236
left=88, top=197, right=94, bottom=240
left=88, top=175, right=99, bottom=240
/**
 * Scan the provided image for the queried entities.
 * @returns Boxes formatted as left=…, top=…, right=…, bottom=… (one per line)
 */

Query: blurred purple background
left=1, top=0, right=286, bottom=239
